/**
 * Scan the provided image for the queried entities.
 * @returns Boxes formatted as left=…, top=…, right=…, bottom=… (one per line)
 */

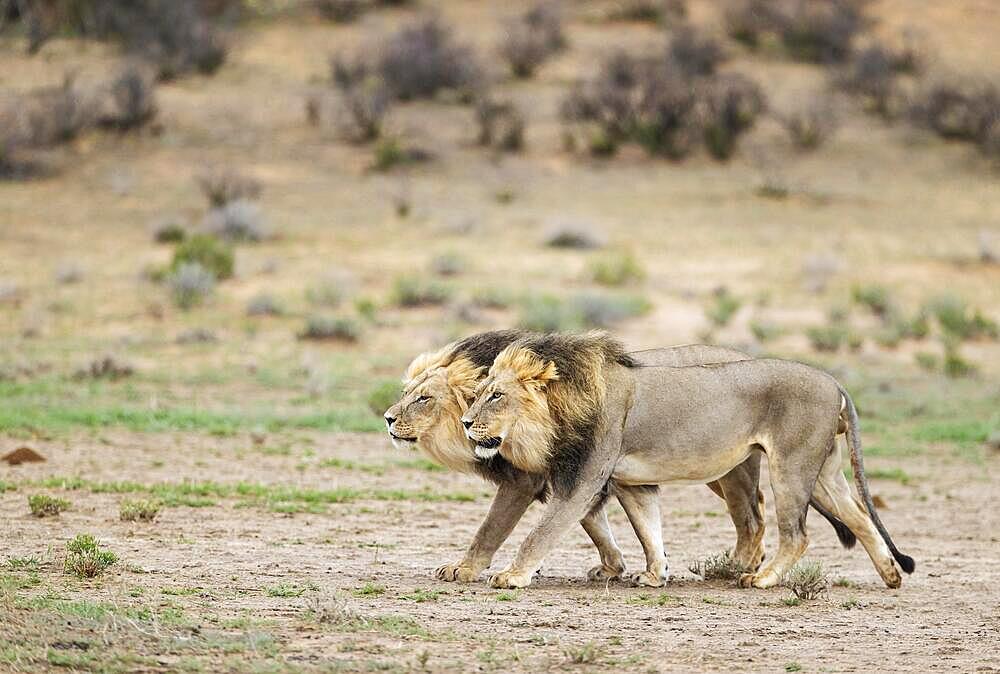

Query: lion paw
left=587, top=563, right=625, bottom=582
left=628, top=570, right=666, bottom=588
left=488, top=569, right=533, bottom=589
left=435, top=563, right=479, bottom=583
left=738, top=570, right=779, bottom=589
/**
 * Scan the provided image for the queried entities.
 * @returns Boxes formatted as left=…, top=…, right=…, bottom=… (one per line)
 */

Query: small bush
left=119, top=499, right=161, bottom=522
left=543, top=221, right=605, bottom=249
left=726, top=0, right=865, bottom=63
left=197, top=168, right=262, bottom=208
left=588, top=250, right=645, bottom=286
left=780, top=96, right=838, bottom=150
left=518, top=295, right=582, bottom=332
left=705, top=287, right=741, bottom=327
left=701, top=74, right=766, bottom=160
left=943, top=341, right=976, bottom=378
left=782, top=560, right=828, bottom=599
left=96, top=65, right=158, bottom=131
left=475, top=98, right=525, bottom=151
left=367, top=380, right=401, bottom=416
left=203, top=200, right=266, bottom=243
left=499, top=3, right=564, bottom=78
left=151, top=216, right=187, bottom=243
left=28, top=494, right=70, bottom=518
left=925, top=295, right=998, bottom=341
left=64, top=534, right=117, bottom=579
left=749, top=319, right=782, bottom=343
left=429, top=252, right=465, bottom=277
left=329, top=54, right=392, bottom=142
left=911, top=79, right=1000, bottom=144
left=838, top=45, right=908, bottom=118
left=306, top=277, right=346, bottom=308
left=316, top=0, right=368, bottom=22
left=378, top=17, right=482, bottom=101
left=298, top=315, right=361, bottom=342
left=470, top=286, right=514, bottom=309
left=605, top=0, right=670, bottom=23
left=171, top=234, right=235, bottom=280
left=852, top=284, right=894, bottom=319
left=571, top=293, right=650, bottom=328
left=391, top=275, right=452, bottom=307
left=807, top=324, right=849, bottom=352
left=563, top=642, right=604, bottom=665
left=246, top=293, right=283, bottom=317
left=372, top=137, right=430, bottom=171
left=688, top=551, right=749, bottom=581
left=169, top=262, right=216, bottom=310
left=669, top=25, right=726, bottom=77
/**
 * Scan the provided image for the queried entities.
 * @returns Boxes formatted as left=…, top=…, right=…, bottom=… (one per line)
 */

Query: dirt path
left=1, top=431, right=998, bottom=672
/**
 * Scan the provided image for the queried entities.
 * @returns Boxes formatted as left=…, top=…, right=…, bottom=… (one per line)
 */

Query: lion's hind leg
left=615, top=484, right=668, bottom=587
left=810, top=443, right=901, bottom=588
left=715, top=453, right=766, bottom=571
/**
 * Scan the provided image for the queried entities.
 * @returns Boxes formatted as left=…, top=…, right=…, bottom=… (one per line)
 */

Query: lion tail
left=839, top=385, right=915, bottom=574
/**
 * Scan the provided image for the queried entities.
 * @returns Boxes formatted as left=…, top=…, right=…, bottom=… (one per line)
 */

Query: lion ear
left=403, top=343, right=455, bottom=384
left=523, top=360, right=558, bottom=390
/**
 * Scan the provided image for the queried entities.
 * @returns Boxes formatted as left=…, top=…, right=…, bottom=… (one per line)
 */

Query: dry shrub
left=911, top=78, right=1000, bottom=145
left=780, top=95, right=838, bottom=150
left=669, top=25, right=726, bottom=77
left=782, top=560, right=828, bottom=599
left=499, top=2, right=565, bottom=78
left=688, top=551, right=750, bottom=581
left=315, top=0, right=368, bottom=23
left=329, top=54, right=392, bottom=142
left=378, top=17, right=482, bottom=101
left=701, top=74, right=766, bottom=160
left=726, top=0, right=866, bottom=63
left=197, top=167, right=261, bottom=207
left=475, top=98, right=525, bottom=151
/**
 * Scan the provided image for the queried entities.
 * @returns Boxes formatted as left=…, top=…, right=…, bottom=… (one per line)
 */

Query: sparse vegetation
left=316, top=0, right=367, bottom=23
left=171, top=234, right=235, bottom=281
left=246, top=293, right=283, bottom=317
left=168, top=262, right=216, bottom=310
left=499, top=3, right=566, bottom=78
left=688, top=551, right=749, bottom=581
left=119, top=499, right=161, bottom=522
left=64, top=534, right=117, bottom=578
left=329, top=53, right=392, bottom=142
left=378, top=17, right=482, bottom=101
left=475, top=98, right=525, bottom=151
left=298, top=315, right=361, bottom=342
left=563, top=641, right=604, bottom=665
left=203, top=200, right=266, bottom=243
left=726, top=0, right=866, bottom=63
left=391, top=275, right=452, bottom=307
left=781, top=96, right=839, bottom=150
left=588, top=250, right=645, bottom=286
left=197, top=168, right=261, bottom=208
left=28, top=494, right=70, bottom=517
left=705, top=288, right=741, bottom=328
left=782, top=560, right=828, bottom=600
left=544, top=222, right=605, bottom=249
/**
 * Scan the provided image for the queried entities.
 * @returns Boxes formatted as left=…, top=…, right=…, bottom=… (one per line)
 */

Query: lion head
left=383, top=346, right=484, bottom=473
left=462, top=332, right=634, bottom=484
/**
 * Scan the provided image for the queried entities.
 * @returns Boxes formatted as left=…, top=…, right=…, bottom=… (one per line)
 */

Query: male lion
left=385, top=330, right=851, bottom=586
left=461, top=331, right=914, bottom=590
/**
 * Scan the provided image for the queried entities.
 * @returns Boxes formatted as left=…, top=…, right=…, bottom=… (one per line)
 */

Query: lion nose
left=384, top=414, right=396, bottom=426
left=462, top=419, right=473, bottom=429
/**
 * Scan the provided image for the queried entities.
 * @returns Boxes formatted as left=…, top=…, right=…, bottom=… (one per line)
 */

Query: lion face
left=462, top=348, right=558, bottom=471
left=384, top=367, right=457, bottom=449
left=384, top=354, right=485, bottom=473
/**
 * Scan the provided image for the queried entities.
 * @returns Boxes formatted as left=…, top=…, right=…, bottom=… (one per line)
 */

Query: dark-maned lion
left=461, top=331, right=914, bottom=590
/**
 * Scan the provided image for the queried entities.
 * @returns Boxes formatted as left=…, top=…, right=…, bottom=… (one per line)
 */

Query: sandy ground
left=2, top=430, right=998, bottom=673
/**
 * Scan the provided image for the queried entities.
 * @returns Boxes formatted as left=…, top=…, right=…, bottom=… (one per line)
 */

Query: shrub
left=151, top=216, right=187, bottom=243
left=943, top=341, right=976, bottom=378
left=588, top=250, right=645, bottom=286
left=197, top=168, right=262, bottom=208
left=780, top=96, right=838, bottom=150
left=749, top=319, right=782, bottom=343
left=571, top=292, right=650, bottom=328
left=669, top=25, right=726, bottom=77
left=688, top=551, right=749, bottom=581
left=367, top=380, right=401, bottom=416
left=518, top=295, right=582, bottom=332
left=475, top=98, right=525, bottom=151
left=76, top=355, right=134, bottom=380
left=378, top=17, right=482, bottom=101
left=203, top=200, right=266, bottom=243
left=298, top=315, right=361, bottom=342
left=96, top=65, right=158, bottom=130
left=372, top=136, right=430, bottom=171
left=705, top=287, right=741, bottom=327
left=701, top=74, right=766, bottom=160
left=837, top=45, right=907, bottom=119
left=429, top=252, right=465, bottom=276
left=499, top=3, right=565, bottom=78
left=171, top=234, right=235, bottom=280
left=316, top=0, right=368, bottom=22
left=246, top=293, right=283, bottom=317
left=807, top=324, right=849, bottom=352
left=64, top=534, right=117, bottom=579
left=911, top=79, right=1000, bottom=146
left=851, top=284, right=894, bottom=319
left=28, top=494, right=70, bottom=517
left=543, top=221, right=605, bottom=249
left=925, top=295, right=998, bottom=341
left=329, top=54, right=392, bottom=142
left=470, top=286, right=514, bottom=309
left=391, top=275, right=452, bottom=307
left=306, top=277, right=345, bottom=308
left=782, top=560, right=828, bottom=599
left=725, top=0, right=865, bottom=63
left=605, top=0, right=672, bottom=23
left=168, top=262, right=216, bottom=310
left=119, top=499, right=161, bottom=522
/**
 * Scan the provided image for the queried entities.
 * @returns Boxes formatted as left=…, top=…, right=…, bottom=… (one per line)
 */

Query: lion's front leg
left=438, top=476, right=539, bottom=583
left=489, top=428, right=623, bottom=589
left=615, top=484, right=668, bottom=588
left=580, top=504, right=626, bottom=581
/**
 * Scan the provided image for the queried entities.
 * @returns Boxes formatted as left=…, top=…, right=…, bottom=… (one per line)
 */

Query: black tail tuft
left=894, top=551, right=916, bottom=574
left=810, top=499, right=857, bottom=549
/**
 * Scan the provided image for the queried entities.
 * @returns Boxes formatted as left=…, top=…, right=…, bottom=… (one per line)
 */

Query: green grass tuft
left=64, top=534, right=117, bottom=579
left=28, top=494, right=70, bottom=517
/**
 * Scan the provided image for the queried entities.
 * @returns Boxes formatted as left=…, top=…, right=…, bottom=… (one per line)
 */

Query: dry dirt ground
left=2, top=425, right=999, bottom=673
left=2, top=0, right=1000, bottom=671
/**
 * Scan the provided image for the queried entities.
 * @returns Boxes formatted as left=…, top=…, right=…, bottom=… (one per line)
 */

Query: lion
left=385, top=330, right=852, bottom=586
left=461, top=331, right=914, bottom=590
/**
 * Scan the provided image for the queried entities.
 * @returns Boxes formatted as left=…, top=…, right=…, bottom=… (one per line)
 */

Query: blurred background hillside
left=2, top=0, right=999, bottom=434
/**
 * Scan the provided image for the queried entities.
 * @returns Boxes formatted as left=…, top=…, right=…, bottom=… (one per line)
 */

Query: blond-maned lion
left=461, top=331, right=914, bottom=590
left=385, top=330, right=852, bottom=586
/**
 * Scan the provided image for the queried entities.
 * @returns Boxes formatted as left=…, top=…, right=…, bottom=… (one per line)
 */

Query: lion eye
left=489, top=391, right=503, bottom=401
left=416, top=395, right=430, bottom=403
